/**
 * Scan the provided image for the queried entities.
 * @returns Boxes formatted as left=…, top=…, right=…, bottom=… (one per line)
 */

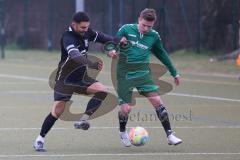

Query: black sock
left=155, top=105, right=172, bottom=136
left=40, top=113, right=58, bottom=137
left=118, top=111, right=128, bottom=132
left=85, top=92, right=107, bottom=116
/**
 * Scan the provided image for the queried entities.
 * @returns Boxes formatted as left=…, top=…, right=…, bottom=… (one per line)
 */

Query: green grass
left=170, top=50, right=239, bottom=75
left=0, top=49, right=240, bottom=160
left=1, top=48, right=239, bottom=76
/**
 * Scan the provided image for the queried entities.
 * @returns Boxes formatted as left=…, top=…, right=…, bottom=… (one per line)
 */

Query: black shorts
left=54, top=74, right=97, bottom=101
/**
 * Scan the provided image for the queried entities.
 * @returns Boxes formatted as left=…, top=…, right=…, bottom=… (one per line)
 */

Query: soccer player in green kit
left=108, top=8, right=182, bottom=147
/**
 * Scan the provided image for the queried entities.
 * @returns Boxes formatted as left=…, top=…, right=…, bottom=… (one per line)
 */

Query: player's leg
left=74, top=82, right=108, bottom=130
left=145, top=92, right=172, bottom=134
left=86, top=82, right=108, bottom=116
left=118, top=103, right=131, bottom=132
left=145, top=92, right=182, bottom=145
left=33, top=101, right=67, bottom=151
left=137, top=74, right=182, bottom=145
left=118, top=103, right=132, bottom=147
left=116, top=77, right=135, bottom=147
left=33, top=87, right=72, bottom=152
left=117, top=89, right=133, bottom=147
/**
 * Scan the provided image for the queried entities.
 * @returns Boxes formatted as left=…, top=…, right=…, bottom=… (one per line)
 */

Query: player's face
left=72, top=21, right=90, bottom=36
left=138, top=18, right=155, bottom=34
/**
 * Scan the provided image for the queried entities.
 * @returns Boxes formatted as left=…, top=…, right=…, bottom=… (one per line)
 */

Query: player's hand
left=174, top=74, right=180, bottom=86
left=97, top=60, right=103, bottom=71
left=120, top=37, right=127, bottom=45
left=107, top=49, right=118, bottom=58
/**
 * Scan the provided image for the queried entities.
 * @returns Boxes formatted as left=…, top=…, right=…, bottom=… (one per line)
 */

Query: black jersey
left=56, top=26, right=115, bottom=83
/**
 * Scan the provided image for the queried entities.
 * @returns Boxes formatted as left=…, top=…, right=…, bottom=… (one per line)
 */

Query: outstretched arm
left=89, top=28, right=120, bottom=44
left=152, top=37, right=180, bottom=85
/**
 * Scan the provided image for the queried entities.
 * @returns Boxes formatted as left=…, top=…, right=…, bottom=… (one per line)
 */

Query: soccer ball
left=129, top=126, right=149, bottom=146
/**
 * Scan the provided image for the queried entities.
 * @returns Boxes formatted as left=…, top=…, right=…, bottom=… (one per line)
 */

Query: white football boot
left=33, top=136, right=46, bottom=152
left=119, top=131, right=132, bottom=147
left=167, top=132, right=182, bottom=145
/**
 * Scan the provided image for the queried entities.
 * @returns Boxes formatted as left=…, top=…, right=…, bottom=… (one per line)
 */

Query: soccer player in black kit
left=33, top=12, right=118, bottom=151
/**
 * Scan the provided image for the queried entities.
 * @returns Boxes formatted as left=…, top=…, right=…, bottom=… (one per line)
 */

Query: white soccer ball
left=129, top=126, right=149, bottom=146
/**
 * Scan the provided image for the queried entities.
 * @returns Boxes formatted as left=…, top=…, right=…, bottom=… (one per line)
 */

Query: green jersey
left=116, top=24, right=177, bottom=79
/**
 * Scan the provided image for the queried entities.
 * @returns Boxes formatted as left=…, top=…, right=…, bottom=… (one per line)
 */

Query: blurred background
left=0, top=0, right=239, bottom=57
left=0, top=1, right=240, bottom=158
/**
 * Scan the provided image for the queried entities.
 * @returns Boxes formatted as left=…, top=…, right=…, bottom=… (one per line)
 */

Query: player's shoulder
left=124, top=23, right=136, bottom=28
left=61, top=29, right=78, bottom=44
left=149, top=29, right=161, bottom=40
left=119, top=24, right=136, bottom=31
left=62, top=28, right=75, bottom=38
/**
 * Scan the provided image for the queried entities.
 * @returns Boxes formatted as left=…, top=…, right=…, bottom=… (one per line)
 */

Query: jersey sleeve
left=88, top=28, right=119, bottom=44
left=62, top=32, right=78, bottom=53
left=62, top=32, right=98, bottom=69
left=116, top=25, right=127, bottom=38
left=151, top=34, right=178, bottom=77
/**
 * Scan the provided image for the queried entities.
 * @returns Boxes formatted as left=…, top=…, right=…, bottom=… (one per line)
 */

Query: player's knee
left=99, top=86, right=107, bottom=93
left=148, top=96, right=162, bottom=107
left=88, top=82, right=107, bottom=93
left=51, top=111, right=60, bottom=118
left=52, top=101, right=66, bottom=118
left=94, top=85, right=107, bottom=93
left=120, top=104, right=131, bottom=115
left=52, top=109, right=63, bottom=118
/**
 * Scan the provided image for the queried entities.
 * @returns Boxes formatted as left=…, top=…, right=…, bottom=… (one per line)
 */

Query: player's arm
left=89, top=28, right=120, bottom=58
left=89, top=28, right=120, bottom=44
left=62, top=33, right=100, bottom=70
left=68, top=49, right=100, bottom=70
left=152, top=35, right=180, bottom=85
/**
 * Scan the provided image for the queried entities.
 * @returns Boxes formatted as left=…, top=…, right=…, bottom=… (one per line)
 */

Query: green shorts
left=116, top=73, right=158, bottom=105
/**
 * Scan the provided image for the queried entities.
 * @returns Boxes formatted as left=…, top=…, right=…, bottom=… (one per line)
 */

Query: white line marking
left=0, top=74, right=239, bottom=102
left=0, top=82, right=43, bottom=84
left=0, top=74, right=48, bottom=82
left=0, top=152, right=239, bottom=157
left=181, top=72, right=238, bottom=78
left=0, top=126, right=240, bottom=131
left=181, top=77, right=240, bottom=86
left=107, top=86, right=240, bottom=102
left=168, top=93, right=240, bottom=102
left=0, top=91, right=51, bottom=94
left=0, top=89, right=239, bottom=102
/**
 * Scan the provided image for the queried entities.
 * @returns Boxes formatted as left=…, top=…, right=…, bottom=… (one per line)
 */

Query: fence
left=0, top=0, right=239, bottom=58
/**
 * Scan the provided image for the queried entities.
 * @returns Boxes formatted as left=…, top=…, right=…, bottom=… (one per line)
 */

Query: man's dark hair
left=72, top=11, right=90, bottom=23
left=140, top=8, right=157, bottom=21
